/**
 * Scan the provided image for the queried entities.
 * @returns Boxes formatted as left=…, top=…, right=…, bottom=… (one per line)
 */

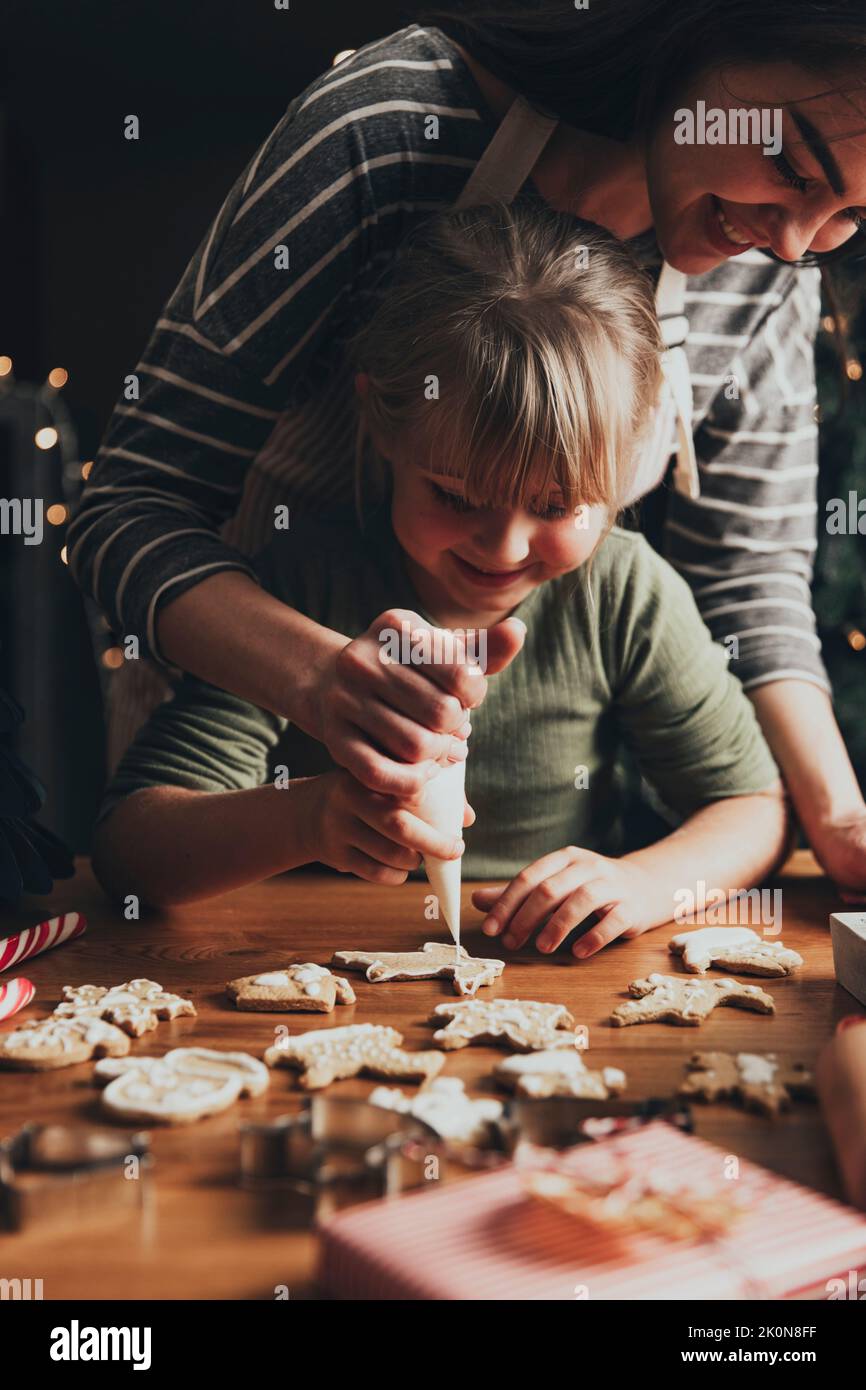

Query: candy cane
left=0, top=913, right=87, bottom=973
left=0, top=977, right=35, bottom=1021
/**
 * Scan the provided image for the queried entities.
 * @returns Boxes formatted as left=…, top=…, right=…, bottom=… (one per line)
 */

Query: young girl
left=92, top=202, right=789, bottom=959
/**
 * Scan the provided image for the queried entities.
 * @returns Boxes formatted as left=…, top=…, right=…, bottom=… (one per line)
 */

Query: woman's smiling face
left=646, top=61, right=866, bottom=272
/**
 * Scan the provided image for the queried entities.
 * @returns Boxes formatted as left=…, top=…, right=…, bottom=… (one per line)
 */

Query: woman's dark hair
left=423, top=1, right=866, bottom=268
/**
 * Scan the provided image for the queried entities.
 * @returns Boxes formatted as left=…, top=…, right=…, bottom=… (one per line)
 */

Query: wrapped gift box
left=319, top=1121, right=866, bottom=1300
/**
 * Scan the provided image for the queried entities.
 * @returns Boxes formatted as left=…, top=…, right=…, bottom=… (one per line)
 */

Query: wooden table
left=0, top=852, right=861, bottom=1300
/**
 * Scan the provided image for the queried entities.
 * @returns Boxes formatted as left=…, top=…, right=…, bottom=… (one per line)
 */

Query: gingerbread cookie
left=264, top=1023, right=446, bottom=1090
left=332, top=941, right=505, bottom=997
left=226, top=964, right=356, bottom=1013
left=611, top=973, right=775, bottom=1027
left=0, top=1016, right=131, bottom=1071
left=369, top=1077, right=503, bottom=1145
left=669, top=927, right=803, bottom=978
left=95, top=1047, right=269, bottom=1124
left=431, top=998, right=580, bottom=1052
left=678, top=1051, right=815, bottom=1116
left=496, top=1049, right=627, bottom=1100
left=55, top=978, right=196, bottom=1036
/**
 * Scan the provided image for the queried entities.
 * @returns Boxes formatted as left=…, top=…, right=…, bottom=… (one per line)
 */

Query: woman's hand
left=473, top=846, right=657, bottom=957
left=811, top=808, right=866, bottom=903
left=306, top=767, right=475, bottom=885
left=315, top=608, right=525, bottom=797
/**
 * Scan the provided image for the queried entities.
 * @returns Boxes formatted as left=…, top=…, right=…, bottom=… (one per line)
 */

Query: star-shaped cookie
left=263, top=1022, right=446, bottom=1090
left=495, top=1049, right=627, bottom=1100
left=226, top=963, right=356, bottom=1013
left=431, top=998, right=580, bottom=1051
left=669, top=927, right=803, bottom=977
left=332, top=941, right=505, bottom=996
left=610, top=973, right=775, bottom=1027
left=678, top=1051, right=815, bottom=1116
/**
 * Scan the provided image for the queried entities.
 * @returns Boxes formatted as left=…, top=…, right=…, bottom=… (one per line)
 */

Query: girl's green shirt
left=99, top=505, right=780, bottom=878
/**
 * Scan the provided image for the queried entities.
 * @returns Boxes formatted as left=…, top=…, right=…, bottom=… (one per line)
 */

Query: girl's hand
left=812, top=807, right=866, bottom=903
left=472, top=846, right=657, bottom=957
left=306, top=768, right=474, bottom=885
left=316, top=608, right=525, bottom=798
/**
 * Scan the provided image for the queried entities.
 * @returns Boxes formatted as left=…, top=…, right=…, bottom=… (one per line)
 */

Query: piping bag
left=417, top=758, right=466, bottom=955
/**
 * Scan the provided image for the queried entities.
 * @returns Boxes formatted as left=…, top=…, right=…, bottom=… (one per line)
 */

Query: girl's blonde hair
left=352, top=200, right=664, bottom=520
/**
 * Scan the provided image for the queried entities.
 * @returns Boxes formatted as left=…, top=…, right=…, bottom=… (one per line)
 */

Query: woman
left=69, top=0, right=866, bottom=895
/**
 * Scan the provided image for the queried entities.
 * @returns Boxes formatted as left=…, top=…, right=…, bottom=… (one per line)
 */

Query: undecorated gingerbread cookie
left=55, top=978, right=196, bottom=1036
left=369, top=1076, right=503, bottom=1145
left=678, top=1051, right=815, bottom=1116
left=226, top=963, right=356, bottom=1013
left=669, top=927, right=803, bottom=978
left=0, top=1015, right=131, bottom=1071
left=496, top=1049, right=627, bottom=1100
left=94, top=1047, right=269, bottom=1124
left=264, top=1022, right=446, bottom=1090
left=610, top=974, right=775, bottom=1027
left=332, top=941, right=505, bottom=996
left=431, top=998, right=581, bottom=1052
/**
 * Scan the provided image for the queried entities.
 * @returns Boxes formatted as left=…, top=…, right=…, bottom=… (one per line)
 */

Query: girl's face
left=388, top=451, right=607, bottom=625
left=646, top=61, right=866, bottom=273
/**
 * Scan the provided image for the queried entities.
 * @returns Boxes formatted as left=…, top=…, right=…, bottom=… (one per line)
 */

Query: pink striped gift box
left=318, top=1121, right=866, bottom=1300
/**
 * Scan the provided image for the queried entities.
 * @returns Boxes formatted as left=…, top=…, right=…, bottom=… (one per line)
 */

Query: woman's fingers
left=339, top=692, right=470, bottom=768
left=348, top=788, right=465, bottom=861
left=503, top=863, right=603, bottom=951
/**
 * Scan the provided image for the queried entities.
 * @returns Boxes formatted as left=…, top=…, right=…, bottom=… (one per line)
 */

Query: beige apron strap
left=455, top=95, right=558, bottom=208
left=655, top=263, right=700, bottom=500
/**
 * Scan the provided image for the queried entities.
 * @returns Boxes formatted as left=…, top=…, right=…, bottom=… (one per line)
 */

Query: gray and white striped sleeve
left=663, top=266, right=829, bottom=693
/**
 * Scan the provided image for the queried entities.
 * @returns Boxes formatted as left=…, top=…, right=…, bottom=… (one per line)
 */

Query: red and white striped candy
left=0, top=912, right=87, bottom=974
left=0, top=977, right=35, bottom=1021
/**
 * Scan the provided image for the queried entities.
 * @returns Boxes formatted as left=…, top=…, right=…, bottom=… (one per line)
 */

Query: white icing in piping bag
left=418, top=758, right=465, bottom=956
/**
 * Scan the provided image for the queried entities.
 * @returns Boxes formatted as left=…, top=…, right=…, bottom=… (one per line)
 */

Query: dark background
left=1, top=0, right=864, bottom=858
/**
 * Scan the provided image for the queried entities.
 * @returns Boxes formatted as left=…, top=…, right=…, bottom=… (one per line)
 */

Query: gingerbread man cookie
left=678, top=1051, right=815, bottom=1116
left=431, top=998, right=581, bottom=1051
left=610, top=973, right=775, bottom=1027
left=0, top=1015, right=131, bottom=1071
left=669, top=927, right=803, bottom=978
left=369, top=1077, right=504, bottom=1145
left=226, top=964, right=356, bottom=1013
left=55, top=978, right=196, bottom=1036
left=496, top=1049, right=627, bottom=1100
left=264, top=1023, right=446, bottom=1090
left=332, top=941, right=505, bottom=997
left=94, top=1047, right=269, bottom=1124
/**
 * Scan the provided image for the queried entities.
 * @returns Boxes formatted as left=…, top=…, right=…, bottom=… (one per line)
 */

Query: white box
left=830, top=912, right=866, bottom=1008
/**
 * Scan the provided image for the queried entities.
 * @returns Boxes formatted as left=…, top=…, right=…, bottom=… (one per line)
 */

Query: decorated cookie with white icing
left=669, top=927, right=803, bottom=978
left=0, top=1015, right=132, bottom=1071
left=611, top=973, right=775, bottom=1027
left=431, top=998, right=581, bottom=1052
left=54, top=978, right=196, bottom=1037
left=226, top=963, right=356, bottom=1013
left=95, top=1046, right=269, bottom=1124
left=496, top=1049, right=627, bottom=1100
left=264, top=1022, right=445, bottom=1090
left=369, top=1076, right=503, bottom=1145
left=332, top=941, right=505, bottom=997
left=678, top=1051, right=815, bottom=1116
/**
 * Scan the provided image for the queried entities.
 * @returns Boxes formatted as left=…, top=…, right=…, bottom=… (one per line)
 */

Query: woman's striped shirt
left=67, top=23, right=828, bottom=696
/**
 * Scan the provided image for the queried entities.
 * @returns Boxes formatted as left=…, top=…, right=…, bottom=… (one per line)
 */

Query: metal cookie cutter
left=239, top=1096, right=456, bottom=1222
left=0, top=1123, right=151, bottom=1232
left=504, top=1096, right=694, bottom=1153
